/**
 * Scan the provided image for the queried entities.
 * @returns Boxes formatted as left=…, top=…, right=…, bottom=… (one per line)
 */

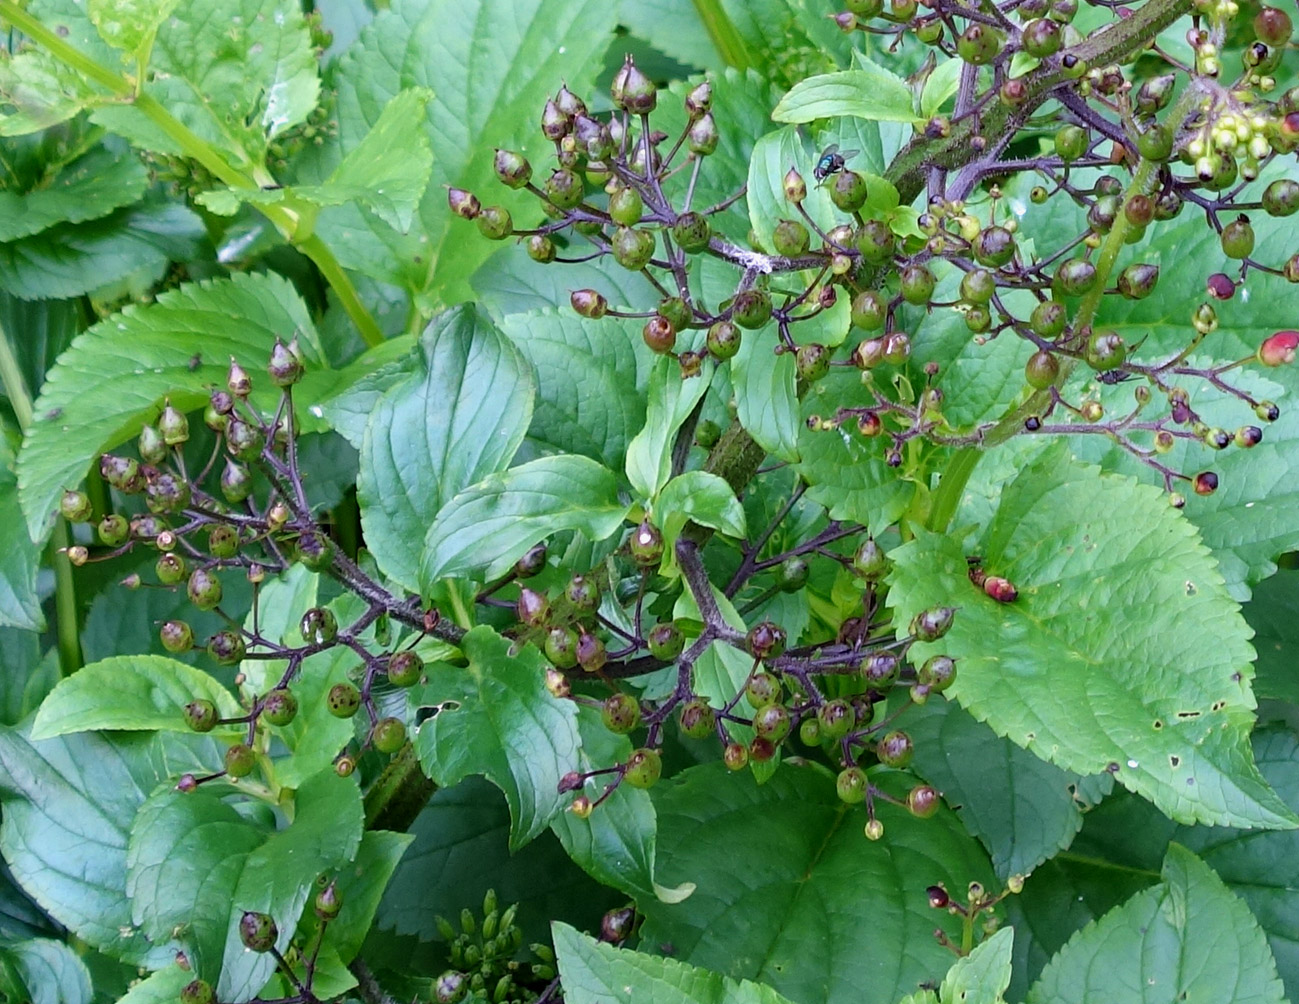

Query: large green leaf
left=318, top=0, right=617, bottom=299
left=0, top=51, right=99, bottom=136
left=93, top=0, right=318, bottom=166
left=0, top=937, right=92, bottom=1004
left=0, top=145, right=148, bottom=242
left=419, top=454, right=628, bottom=586
left=1027, top=844, right=1286, bottom=1004
left=30, top=656, right=241, bottom=739
left=0, top=631, right=57, bottom=729
left=0, top=200, right=205, bottom=301
left=126, top=770, right=363, bottom=999
left=0, top=726, right=220, bottom=966
left=772, top=66, right=918, bottom=125
left=638, top=762, right=997, bottom=1004
left=1244, top=568, right=1299, bottom=703
left=887, top=446, right=1295, bottom=829
left=374, top=776, right=621, bottom=945
left=1008, top=725, right=1299, bottom=1001
left=553, top=922, right=800, bottom=1004
left=500, top=310, right=653, bottom=471
left=17, top=272, right=320, bottom=541
left=414, top=627, right=580, bottom=849
left=626, top=357, right=714, bottom=501
left=358, top=305, right=534, bottom=590
left=730, top=331, right=798, bottom=463
left=900, top=700, right=1109, bottom=880
left=198, top=87, right=434, bottom=234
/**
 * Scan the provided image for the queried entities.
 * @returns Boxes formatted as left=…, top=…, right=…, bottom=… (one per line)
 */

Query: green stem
left=690, top=0, right=754, bottom=70
left=925, top=445, right=981, bottom=533
left=0, top=321, right=82, bottom=674
left=0, top=0, right=384, bottom=348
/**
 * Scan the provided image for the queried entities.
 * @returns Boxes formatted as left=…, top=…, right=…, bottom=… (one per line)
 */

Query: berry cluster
left=432, top=890, right=558, bottom=1004
left=62, top=341, right=459, bottom=793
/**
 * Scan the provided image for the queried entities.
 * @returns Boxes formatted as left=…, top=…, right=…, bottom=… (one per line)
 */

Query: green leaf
left=772, top=66, right=918, bottom=125
left=500, top=310, right=653, bottom=471
left=0, top=726, right=221, bottom=966
left=316, top=336, right=417, bottom=450
left=420, top=455, right=628, bottom=586
left=0, top=146, right=149, bottom=242
left=941, top=927, right=1014, bottom=1004
left=374, top=775, right=622, bottom=944
left=1010, top=725, right=1299, bottom=1000
left=473, top=242, right=656, bottom=318
left=796, top=368, right=914, bottom=535
left=901, top=700, right=1109, bottom=880
left=552, top=921, right=802, bottom=1004
left=126, top=770, right=363, bottom=999
left=731, top=332, right=799, bottom=463
left=657, top=471, right=747, bottom=550
left=1027, top=844, right=1286, bottom=1004
left=0, top=631, right=56, bottom=727
left=318, top=0, right=617, bottom=299
left=0, top=447, right=43, bottom=631
left=30, top=656, right=241, bottom=739
left=638, top=762, right=997, bottom=1004
left=920, top=57, right=962, bottom=117
left=0, top=199, right=205, bottom=301
left=626, top=357, right=714, bottom=500
left=18, top=272, right=321, bottom=541
left=87, top=0, right=179, bottom=55
left=93, top=0, right=319, bottom=165
left=359, top=305, right=534, bottom=591
left=746, top=126, right=836, bottom=256
left=198, top=88, right=434, bottom=233
left=0, top=50, right=99, bottom=136
left=887, top=445, right=1296, bottom=829
left=550, top=708, right=686, bottom=903
left=1244, top=568, right=1299, bottom=703
left=414, top=627, right=580, bottom=849
left=0, top=937, right=92, bottom=1004
left=112, top=964, right=190, bottom=1004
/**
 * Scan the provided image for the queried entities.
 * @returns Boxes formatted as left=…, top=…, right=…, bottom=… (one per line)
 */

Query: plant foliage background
left=0, top=0, right=1296, bottom=1003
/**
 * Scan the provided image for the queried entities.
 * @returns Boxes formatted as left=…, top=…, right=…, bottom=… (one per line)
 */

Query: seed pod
left=687, top=113, right=718, bottom=155
left=447, top=188, right=481, bottom=219
left=160, top=620, right=193, bottom=656
left=267, top=338, right=303, bottom=387
left=1117, top=263, right=1159, bottom=299
left=238, top=912, right=278, bottom=953
left=783, top=167, right=807, bottom=204
left=1258, top=330, right=1299, bottom=366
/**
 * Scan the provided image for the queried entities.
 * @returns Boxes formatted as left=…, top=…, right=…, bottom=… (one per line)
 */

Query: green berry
left=59, top=489, right=92, bottom=523
left=476, top=206, right=513, bottom=240
left=647, top=621, right=685, bottom=660
left=623, top=747, right=662, bottom=788
left=206, top=630, right=246, bottom=665
left=225, top=743, right=256, bottom=778
left=899, top=264, right=936, bottom=305
left=181, top=980, right=215, bottom=1004
left=876, top=729, right=914, bottom=767
left=851, top=289, right=888, bottom=330
left=1030, top=299, right=1067, bottom=337
left=267, top=338, right=303, bottom=387
left=673, top=212, right=712, bottom=253
left=184, top=699, right=218, bottom=733
left=372, top=717, right=407, bottom=753
left=960, top=269, right=996, bottom=304
left=678, top=699, right=716, bottom=739
left=611, top=226, right=655, bottom=270
left=314, top=881, right=343, bottom=921
left=1263, top=179, right=1299, bottom=217
left=773, top=219, right=811, bottom=256
left=629, top=521, right=664, bottom=566
left=156, top=552, right=187, bottom=586
left=777, top=556, right=809, bottom=591
left=1021, top=17, right=1061, bottom=56
left=799, top=717, right=821, bottom=745
left=723, top=742, right=748, bottom=770
left=238, top=911, right=277, bottom=953
left=300, top=606, right=338, bottom=644
left=577, top=632, right=607, bottom=673
left=492, top=149, right=532, bottom=189
left=1025, top=350, right=1060, bottom=389
left=918, top=655, right=957, bottom=692
left=745, top=671, right=782, bottom=709
left=161, top=620, right=194, bottom=654
left=642, top=315, right=676, bottom=354
left=158, top=400, right=189, bottom=446
left=706, top=320, right=741, bottom=359
left=1221, top=217, right=1255, bottom=259
left=387, top=650, right=423, bottom=687
left=908, top=784, right=941, bottom=817
left=207, top=524, right=240, bottom=559
left=830, top=170, right=868, bottom=212
left=327, top=682, right=361, bottom=718
left=910, top=606, right=955, bottom=641
left=837, top=766, right=868, bottom=804
left=731, top=289, right=773, bottom=329
left=1054, top=125, right=1087, bottom=162
left=752, top=703, right=791, bottom=742
left=973, top=226, right=1016, bottom=267
left=601, top=693, right=641, bottom=734
left=262, top=688, right=298, bottom=726
left=855, top=220, right=895, bottom=261
left=98, top=514, right=129, bottom=546
left=609, top=186, right=643, bottom=226
left=544, top=625, right=579, bottom=669
left=818, top=699, right=854, bottom=740
left=957, top=24, right=1002, bottom=63
left=1053, top=258, right=1098, bottom=296
left=1085, top=330, right=1126, bottom=372
left=795, top=343, right=830, bottom=382
left=853, top=538, right=888, bottom=579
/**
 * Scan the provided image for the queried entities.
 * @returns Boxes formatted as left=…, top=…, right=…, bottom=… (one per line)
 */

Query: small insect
left=1097, top=369, right=1135, bottom=385
left=967, top=556, right=1018, bottom=603
left=813, top=143, right=860, bottom=183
